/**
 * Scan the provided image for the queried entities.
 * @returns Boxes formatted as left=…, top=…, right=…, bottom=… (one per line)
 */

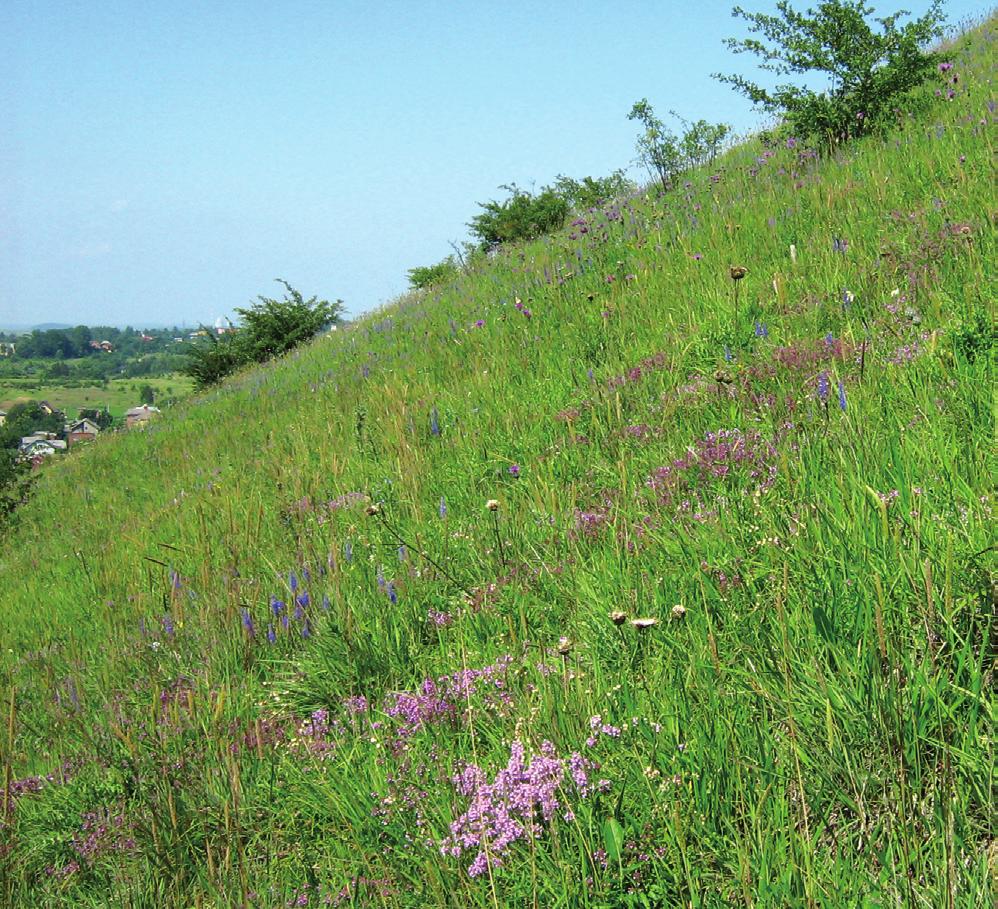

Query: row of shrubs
left=408, top=0, right=950, bottom=289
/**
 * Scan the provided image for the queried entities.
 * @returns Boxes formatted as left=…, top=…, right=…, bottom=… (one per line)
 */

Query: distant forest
left=0, top=325, right=193, bottom=381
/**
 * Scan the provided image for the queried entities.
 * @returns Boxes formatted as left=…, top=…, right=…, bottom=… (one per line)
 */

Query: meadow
left=0, top=17, right=994, bottom=908
left=0, top=374, right=193, bottom=421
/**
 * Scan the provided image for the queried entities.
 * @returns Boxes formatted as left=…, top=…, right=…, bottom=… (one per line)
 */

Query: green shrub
left=234, top=280, right=344, bottom=364
left=628, top=100, right=731, bottom=191
left=552, top=171, right=635, bottom=210
left=468, top=185, right=569, bottom=249
left=184, top=281, right=343, bottom=389
left=407, top=257, right=460, bottom=291
left=715, top=0, right=946, bottom=148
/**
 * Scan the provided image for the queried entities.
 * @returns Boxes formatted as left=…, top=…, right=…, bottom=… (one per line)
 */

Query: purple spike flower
left=266, top=623, right=276, bottom=644
left=754, top=321, right=769, bottom=338
left=387, top=582, right=398, bottom=605
left=271, top=597, right=285, bottom=616
left=241, top=608, right=255, bottom=637
left=289, top=572, right=298, bottom=593
left=439, top=496, right=447, bottom=519
left=817, top=371, right=830, bottom=404
left=322, top=594, right=331, bottom=611
left=344, top=540, right=353, bottom=562
left=838, top=380, right=847, bottom=411
left=296, top=591, right=310, bottom=609
left=162, top=615, right=175, bottom=637
left=430, top=408, right=441, bottom=436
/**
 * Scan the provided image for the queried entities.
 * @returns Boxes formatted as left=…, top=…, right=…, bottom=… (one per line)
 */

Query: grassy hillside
left=1, top=19, right=994, bottom=908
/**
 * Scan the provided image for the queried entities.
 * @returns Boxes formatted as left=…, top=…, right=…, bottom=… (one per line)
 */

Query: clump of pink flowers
left=440, top=739, right=600, bottom=877
left=646, top=428, right=779, bottom=508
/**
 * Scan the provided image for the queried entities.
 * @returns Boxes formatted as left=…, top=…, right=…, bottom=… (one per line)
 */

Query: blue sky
left=0, top=0, right=984, bottom=327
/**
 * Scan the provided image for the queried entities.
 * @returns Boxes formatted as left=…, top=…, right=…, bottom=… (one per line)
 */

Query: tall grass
left=0, top=17, right=994, bottom=908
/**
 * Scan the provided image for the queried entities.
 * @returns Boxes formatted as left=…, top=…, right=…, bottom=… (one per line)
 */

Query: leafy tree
left=714, top=0, right=946, bottom=147
left=183, top=281, right=343, bottom=389
left=628, top=102, right=731, bottom=191
left=234, top=280, right=343, bottom=363
left=183, top=332, right=248, bottom=390
left=468, top=185, right=569, bottom=249
left=628, top=100, right=683, bottom=192
left=552, top=172, right=635, bottom=210
left=0, top=402, right=64, bottom=450
left=408, top=257, right=460, bottom=291
left=139, top=384, right=155, bottom=405
left=78, top=408, right=114, bottom=430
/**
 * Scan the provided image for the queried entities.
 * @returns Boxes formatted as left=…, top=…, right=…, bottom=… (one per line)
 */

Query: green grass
left=0, top=374, right=193, bottom=421
left=0, top=18, right=994, bottom=908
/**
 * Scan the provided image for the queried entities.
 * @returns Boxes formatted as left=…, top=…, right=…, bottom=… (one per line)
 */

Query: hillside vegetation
left=1, top=17, right=994, bottom=909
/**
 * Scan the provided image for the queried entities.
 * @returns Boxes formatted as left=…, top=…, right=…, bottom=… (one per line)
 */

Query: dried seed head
left=729, top=265, right=748, bottom=281
left=609, top=610, right=628, bottom=626
left=486, top=499, right=501, bottom=512
left=557, top=636, right=574, bottom=655
left=671, top=604, right=687, bottom=620
left=631, top=617, right=658, bottom=630
left=365, top=503, right=381, bottom=516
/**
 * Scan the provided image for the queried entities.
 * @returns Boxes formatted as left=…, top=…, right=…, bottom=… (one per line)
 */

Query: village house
left=18, top=433, right=68, bottom=464
left=125, top=405, right=161, bottom=428
left=66, top=418, right=101, bottom=445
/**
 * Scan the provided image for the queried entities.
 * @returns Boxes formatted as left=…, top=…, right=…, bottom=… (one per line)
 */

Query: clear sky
left=0, top=0, right=985, bottom=328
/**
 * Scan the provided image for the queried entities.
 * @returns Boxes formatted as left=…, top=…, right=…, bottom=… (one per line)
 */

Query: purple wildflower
left=817, top=371, right=830, bottom=404
left=838, top=380, right=847, bottom=411
left=267, top=624, right=277, bottom=644
left=430, top=408, right=441, bottom=436
left=439, top=496, right=447, bottom=519
left=754, top=321, right=769, bottom=338
left=508, top=464, right=520, bottom=478
left=289, top=572, right=298, bottom=593
left=241, top=608, right=255, bottom=637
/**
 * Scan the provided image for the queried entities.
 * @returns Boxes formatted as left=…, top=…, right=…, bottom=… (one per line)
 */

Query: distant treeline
left=0, top=325, right=189, bottom=381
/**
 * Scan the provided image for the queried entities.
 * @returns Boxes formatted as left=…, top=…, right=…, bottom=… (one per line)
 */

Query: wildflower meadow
left=0, top=14, right=994, bottom=909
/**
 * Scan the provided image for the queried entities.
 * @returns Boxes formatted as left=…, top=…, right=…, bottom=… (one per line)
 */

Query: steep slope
left=1, top=19, right=994, bottom=908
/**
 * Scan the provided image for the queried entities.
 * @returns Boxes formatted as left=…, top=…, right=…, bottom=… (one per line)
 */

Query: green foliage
left=78, top=407, right=114, bottom=430
left=715, top=0, right=946, bottom=147
left=407, top=257, right=460, bottom=291
left=234, top=280, right=343, bottom=364
left=138, top=384, right=155, bottom=405
left=184, top=280, right=344, bottom=389
left=628, top=100, right=731, bottom=190
left=468, top=184, right=569, bottom=248
left=952, top=304, right=996, bottom=363
left=181, top=332, right=246, bottom=390
left=552, top=171, right=635, bottom=210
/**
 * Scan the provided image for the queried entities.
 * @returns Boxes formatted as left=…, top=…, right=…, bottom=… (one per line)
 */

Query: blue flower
left=754, top=321, right=769, bottom=338
left=838, top=380, right=847, bottom=411
left=439, top=496, right=447, bottom=519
